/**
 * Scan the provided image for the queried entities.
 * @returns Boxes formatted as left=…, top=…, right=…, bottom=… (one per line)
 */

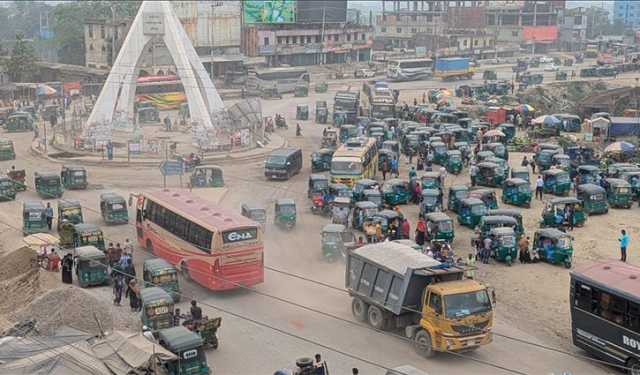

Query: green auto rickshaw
left=329, top=183, right=352, bottom=201
left=60, top=165, right=88, bottom=190
left=576, top=165, right=601, bottom=185
left=294, top=83, right=309, bottom=97
left=158, top=326, right=210, bottom=375
left=0, top=139, right=15, bottom=160
left=330, top=196, right=351, bottom=226
left=502, top=178, right=532, bottom=207
left=57, top=199, right=83, bottom=231
left=372, top=209, right=402, bottom=236
left=489, top=227, right=518, bottom=265
left=339, top=125, right=357, bottom=143
left=311, top=149, right=334, bottom=173
left=363, top=189, right=383, bottom=208
left=420, top=171, right=442, bottom=191
left=352, top=179, right=378, bottom=202
left=321, top=223, right=356, bottom=262
left=143, top=258, right=181, bottom=303
left=497, top=123, right=516, bottom=142
left=241, top=203, right=266, bottom=228
left=475, top=150, right=495, bottom=163
left=316, top=102, right=328, bottom=124
left=541, top=197, right=586, bottom=228
left=485, top=142, right=508, bottom=161
left=551, top=154, right=571, bottom=171
left=22, top=201, right=47, bottom=235
left=420, top=189, right=442, bottom=216
left=576, top=184, right=608, bottom=214
left=0, top=175, right=16, bottom=201
left=275, top=198, right=296, bottom=230
left=190, top=166, right=224, bottom=188
left=488, top=208, right=524, bottom=237
left=6, top=112, right=34, bottom=132
left=100, top=192, right=129, bottom=225
left=424, top=212, right=454, bottom=242
left=457, top=198, right=487, bottom=228
left=486, top=156, right=510, bottom=178
left=315, top=82, right=328, bottom=94
left=453, top=141, right=470, bottom=160
left=382, top=179, right=410, bottom=205
left=352, top=200, right=379, bottom=230
left=533, top=228, right=573, bottom=268
left=74, top=245, right=109, bottom=288
left=445, top=150, right=463, bottom=174
left=605, top=178, right=632, bottom=208
left=469, top=187, right=498, bottom=209
left=478, top=215, right=518, bottom=239
left=535, top=149, right=560, bottom=172
left=296, top=104, right=309, bottom=120
left=431, top=142, right=448, bottom=165
left=607, top=163, right=638, bottom=178
left=308, top=174, right=329, bottom=199
left=321, top=129, right=338, bottom=149
left=510, top=166, right=530, bottom=183
left=475, top=162, right=504, bottom=187
left=447, top=185, right=469, bottom=213
left=73, top=223, right=106, bottom=251
left=34, top=172, right=64, bottom=199
left=621, top=171, right=640, bottom=200
left=138, top=106, right=160, bottom=124
left=378, top=149, right=396, bottom=172
left=140, top=287, right=175, bottom=332
left=542, top=169, right=571, bottom=196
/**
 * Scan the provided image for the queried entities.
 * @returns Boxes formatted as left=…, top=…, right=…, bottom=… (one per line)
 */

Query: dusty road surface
left=0, top=62, right=632, bottom=374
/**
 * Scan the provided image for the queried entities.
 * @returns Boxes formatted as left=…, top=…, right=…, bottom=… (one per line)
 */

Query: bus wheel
left=628, top=359, right=640, bottom=375
left=181, top=263, right=191, bottom=281
left=146, top=240, right=154, bottom=255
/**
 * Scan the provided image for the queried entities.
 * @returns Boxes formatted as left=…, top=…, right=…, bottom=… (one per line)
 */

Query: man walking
left=45, top=203, right=54, bottom=230
left=619, top=229, right=630, bottom=262
left=536, top=175, right=544, bottom=200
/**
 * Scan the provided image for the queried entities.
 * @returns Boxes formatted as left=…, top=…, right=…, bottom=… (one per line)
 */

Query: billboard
left=297, top=0, right=347, bottom=23
left=522, top=26, right=558, bottom=42
left=243, top=0, right=296, bottom=24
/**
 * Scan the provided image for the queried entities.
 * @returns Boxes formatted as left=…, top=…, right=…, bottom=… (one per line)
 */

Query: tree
left=3, top=33, right=37, bottom=82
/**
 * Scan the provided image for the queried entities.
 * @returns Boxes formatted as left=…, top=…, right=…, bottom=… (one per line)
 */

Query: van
left=264, top=148, right=302, bottom=180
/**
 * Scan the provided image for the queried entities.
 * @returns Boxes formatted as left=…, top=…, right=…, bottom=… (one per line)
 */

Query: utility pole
left=210, top=3, right=215, bottom=79
left=320, top=4, right=326, bottom=65
left=110, top=4, right=117, bottom=66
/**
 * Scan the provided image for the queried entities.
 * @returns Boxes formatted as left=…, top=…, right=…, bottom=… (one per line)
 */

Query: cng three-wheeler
left=501, top=178, right=532, bottom=207
left=533, top=228, right=573, bottom=268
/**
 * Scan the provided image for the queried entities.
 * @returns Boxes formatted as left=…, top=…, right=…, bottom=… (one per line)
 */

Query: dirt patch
left=0, top=246, right=40, bottom=316
left=519, top=80, right=613, bottom=115
left=10, top=286, right=139, bottom=336
left=0, top=246, right=36, bottom=282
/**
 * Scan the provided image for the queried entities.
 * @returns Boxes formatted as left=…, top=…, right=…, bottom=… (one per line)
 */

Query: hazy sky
left=348, top=0, right=611, bottom=11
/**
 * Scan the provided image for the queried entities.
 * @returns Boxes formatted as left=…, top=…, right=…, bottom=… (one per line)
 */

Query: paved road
left=0, top=73, right=616, bottom=374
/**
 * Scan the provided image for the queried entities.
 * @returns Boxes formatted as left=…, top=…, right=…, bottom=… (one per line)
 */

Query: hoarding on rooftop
left=297, top=0, right=347, bottom=23
left=243, top=0, right=296, bottom=24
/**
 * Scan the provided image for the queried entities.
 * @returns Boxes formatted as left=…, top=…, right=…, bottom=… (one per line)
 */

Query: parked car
left=355, top=69, right=376, bottom=78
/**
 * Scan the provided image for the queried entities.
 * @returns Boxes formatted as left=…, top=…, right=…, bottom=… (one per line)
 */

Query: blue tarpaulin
left=608, top=117, right=640, bottom=137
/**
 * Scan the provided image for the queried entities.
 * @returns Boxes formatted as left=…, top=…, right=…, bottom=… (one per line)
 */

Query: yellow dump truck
left=346, top=242, right=494, bottom=357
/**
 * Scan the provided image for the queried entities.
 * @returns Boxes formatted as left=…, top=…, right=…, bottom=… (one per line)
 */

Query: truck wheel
left=414, top=330, right=435, bottom=358
left=351, top=298, right=368, bottom=322
left=367, top=305, right=387, bottom=330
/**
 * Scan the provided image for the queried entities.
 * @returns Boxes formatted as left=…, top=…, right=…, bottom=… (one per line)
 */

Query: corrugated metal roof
left=352, top=242, right=440, bottom=275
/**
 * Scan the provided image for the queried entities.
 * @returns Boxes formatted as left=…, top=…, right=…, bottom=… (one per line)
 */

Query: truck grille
left=451, top=320, right=489, bottom=336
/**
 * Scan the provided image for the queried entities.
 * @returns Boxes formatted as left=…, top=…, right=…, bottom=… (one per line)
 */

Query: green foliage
left=3, top=33, right=37, bottom=82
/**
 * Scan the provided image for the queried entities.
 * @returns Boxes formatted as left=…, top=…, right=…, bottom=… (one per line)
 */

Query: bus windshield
left=445, top=290, right=491, bottom=318
left=332, top=160, right=362, bottom=175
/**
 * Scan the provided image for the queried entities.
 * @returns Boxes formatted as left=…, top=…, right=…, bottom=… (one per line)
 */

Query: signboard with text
left=143, top=12, right=165, bottom=35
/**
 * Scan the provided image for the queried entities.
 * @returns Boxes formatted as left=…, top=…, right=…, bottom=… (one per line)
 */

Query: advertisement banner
left=243, top=0, right=295, bottom=24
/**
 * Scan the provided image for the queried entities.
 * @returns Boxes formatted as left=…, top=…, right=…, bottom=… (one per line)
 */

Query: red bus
left=134, top=190, right=263, bottom=290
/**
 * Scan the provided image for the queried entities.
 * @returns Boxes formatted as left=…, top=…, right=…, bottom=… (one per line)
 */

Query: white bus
left=245, top=67, right=310, bottom=95
left=386, top=58, right=433, bottom=82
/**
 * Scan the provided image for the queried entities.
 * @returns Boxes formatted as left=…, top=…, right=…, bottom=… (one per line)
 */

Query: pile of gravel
left=13, top=286, right=138, bottom=336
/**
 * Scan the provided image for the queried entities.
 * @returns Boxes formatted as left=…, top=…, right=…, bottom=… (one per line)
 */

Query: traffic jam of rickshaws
left=6, top=52, right=640, bottom=375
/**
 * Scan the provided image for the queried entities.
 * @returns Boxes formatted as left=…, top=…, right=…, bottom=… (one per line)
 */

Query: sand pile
left=519, top=80, right=611, bottom=115
left=12, top=286, right=139, bottom=336
left=0, top=246, right=40, bottom=315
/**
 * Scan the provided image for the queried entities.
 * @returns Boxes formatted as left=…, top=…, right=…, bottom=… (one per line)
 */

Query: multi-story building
left=486, top=0, right=565, bottom=52
left=85, top=1, right=246, bottom=76
left=585, top=6, right=610, bottom=40
left=375, top=0, right=450, bottom=50
left=84, top=18, right=131, bottom=70
left=242, top=0, right=372, bottom=66
left=559, top=7, right=587, bottom=51
left=614, top=0, right=640, bottom=27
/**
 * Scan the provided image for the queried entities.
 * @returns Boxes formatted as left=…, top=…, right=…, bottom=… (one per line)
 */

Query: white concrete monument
left=85, top=0, right=224, bottom=144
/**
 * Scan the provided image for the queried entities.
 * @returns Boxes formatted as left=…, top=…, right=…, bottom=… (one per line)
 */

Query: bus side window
left=574, top=282, right=591, bottom=311
left=627, top=302, right=640, bottom=333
